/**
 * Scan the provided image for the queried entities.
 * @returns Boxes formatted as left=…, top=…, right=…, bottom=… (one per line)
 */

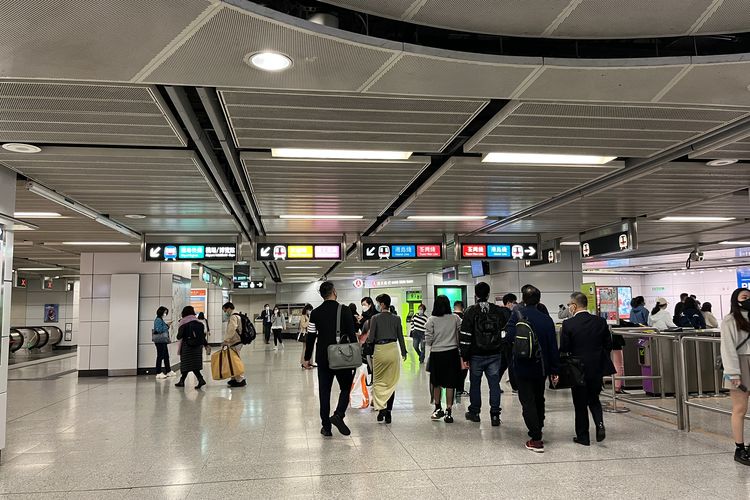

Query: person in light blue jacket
left=629, top=296, right=649, bottom=325
left=153, top=306, right=175, bottom=379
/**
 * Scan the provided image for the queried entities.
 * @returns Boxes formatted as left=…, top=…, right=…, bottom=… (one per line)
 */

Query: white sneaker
left=155, top=373, right=167, bottom=380
left=280, top=343, right=285, bottom=350
left=273, top=346, right=278, bottom=351
left=166, top=371, right=177, bottom=378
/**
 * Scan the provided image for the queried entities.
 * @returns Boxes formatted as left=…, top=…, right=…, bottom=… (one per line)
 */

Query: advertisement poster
left=597, top=286, right=619, bottom=325
left=44, top=304, right=59, bottom=323
left=172, top=276, right=191, bottom=336
left=617, top=286, right=633, bottom=320
left=190, top=288, right=207, bottom=315
left=581, top=283, right=597, bottom=314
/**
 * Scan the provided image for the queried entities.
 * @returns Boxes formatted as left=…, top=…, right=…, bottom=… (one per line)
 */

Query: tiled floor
left=1, top=343, right=748, bottom=499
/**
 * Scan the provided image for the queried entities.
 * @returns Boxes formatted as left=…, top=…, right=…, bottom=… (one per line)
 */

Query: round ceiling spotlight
left=245, top=51, right=293, bottom=72
left=706, top=159, right=738, bottom=166
left=2, top=143, right=41, bottom=153
left=124, top=214, right=146, bottom=219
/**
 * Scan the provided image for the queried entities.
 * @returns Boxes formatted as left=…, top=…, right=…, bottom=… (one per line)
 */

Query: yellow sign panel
left=288, top=245, right=314, bottom=259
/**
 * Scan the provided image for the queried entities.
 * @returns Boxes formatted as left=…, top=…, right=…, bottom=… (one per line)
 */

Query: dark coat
left=560, top=312, right=615, bottom=381
left=506, top=305, right=560, bottom=379
left=177, top=320, right=207, bottom=372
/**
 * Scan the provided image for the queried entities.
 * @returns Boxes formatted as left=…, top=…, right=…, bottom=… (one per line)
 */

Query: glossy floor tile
left=0, top=343, right=747, bottom=499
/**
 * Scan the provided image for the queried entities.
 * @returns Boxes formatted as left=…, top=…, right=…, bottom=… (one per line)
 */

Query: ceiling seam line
left=130, top=2, right=224, bottom=83
left=463, top=101, right=522, bottom=151
left=688, top=0, right=726, bottom=34
left=541, top=0, right=584, bottom=37
left=357, top=52, right=405, bottom=93
left=402, top=0, right=428, bottom=20
left=509, top=67, right=546, bottom=100
left=651, top=65, right=694, bottom=103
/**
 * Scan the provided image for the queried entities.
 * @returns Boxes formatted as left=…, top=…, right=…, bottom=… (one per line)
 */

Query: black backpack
left=234, top=312, right=257, bottom=344
left=183, top=322, right=202, bottom=347
left=472, top=304, right=505, bottom=351
left=678, top=311, right=701, bottom=329
left=513, top=314, right=539, bottom=361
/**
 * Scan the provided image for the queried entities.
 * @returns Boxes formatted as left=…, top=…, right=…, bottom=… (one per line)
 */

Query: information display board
left=580, top=220, right=637, bottom=259
left=597, top=286, right=619, bottom=325
left=525, top=243, right=560, bottom=268
left=256, top=242, right=342, bottom=261
left=361, top=242, right=443, bottom=261
left=234, top=280, right=265, bottom=290
left=459, top=242, right=539, bottom=261
left=145, top=243, right=237, bottom=262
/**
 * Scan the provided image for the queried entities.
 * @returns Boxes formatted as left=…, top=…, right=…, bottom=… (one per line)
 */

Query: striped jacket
left=410, top=312, right=428, bottom=336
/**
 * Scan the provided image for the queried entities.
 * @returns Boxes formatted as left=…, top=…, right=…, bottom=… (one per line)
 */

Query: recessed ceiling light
left=60, top=242, right=131, bottom=246
left=2, top=143, right=41, bottom=153
left=706, top=159, right=738, bottom=167
left=13, top=212, right=62, bottom=218
left=406, top=215, right=487, bottom=221
left=659, top=216, right=735, bottom=222
left=124, top=214, right=146, bottom=219
left=245, top=51, right=293, bottom=72
left=482, top=152, right=616, bottom=165
left=271, top=148, right=412, bottom=160
left=279, top=215, right=363, bottom=220
left=719, top=241, right=750, bottom=245
left=17, top=267, right=64, bottom=271
left=560, top=241, right=581, bottom=246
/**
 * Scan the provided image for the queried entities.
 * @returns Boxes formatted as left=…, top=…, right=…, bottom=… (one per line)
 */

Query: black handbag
left=550, top=353, right=586, bottom=390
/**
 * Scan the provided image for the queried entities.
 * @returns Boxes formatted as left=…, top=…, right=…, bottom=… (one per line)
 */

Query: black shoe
left=385, top=411, right=392, bottom=424
left=195, top=379, right=206, bottom=389
left=465, top=412, right=481, bottom=423
left=615, top=389, right=629, bottom=395
left=596, top=423, right=606, bottom=443
left=431, top=408, right=445, bottom=421
left=329, top=414, right=351, bottom=436
left=377, top=410, right=386, bottom=422
left=174, top=382, right=185, bottom=387
left=320, top=427, right=333, bottom=437
left=228, top=379, right=247, bottom=387
left=574, top=437, right=591, bottom=446
left=491, top=414, right=501, bottom=427
left=735, top=447, right=750, bottom=466
left=444, top=409, right=454, bottom=424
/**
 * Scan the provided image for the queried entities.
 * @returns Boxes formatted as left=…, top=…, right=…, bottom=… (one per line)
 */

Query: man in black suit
left=560, top=291, right=614, bottom=446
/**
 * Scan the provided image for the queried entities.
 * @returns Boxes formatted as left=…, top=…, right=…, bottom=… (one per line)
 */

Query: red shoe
left=525, top=440, right=544, bottom=453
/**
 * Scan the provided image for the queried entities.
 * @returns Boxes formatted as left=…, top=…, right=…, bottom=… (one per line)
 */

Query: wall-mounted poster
left=191, top=288, right=207, bottom=315
left=44, top=304, right=59, bottom=323
left=64, top=323, right=73, bottom=341
left=597, top=287, right=619, bottom=325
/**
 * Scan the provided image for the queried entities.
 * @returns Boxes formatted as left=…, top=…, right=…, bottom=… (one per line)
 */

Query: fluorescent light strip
left=407, top=215, right=487, bottom=221
left=284, top=266, right=322, bottom=270
left=482, top=152, right=616, bottom=165
left=26, top=182, right=141, bottom=239
left=60, top=242, right=131, bottom=246
left=720, top=241, right=750, bottom=245
left=17, top=267, right=64, bottom=271
left=271, top=148, right=412, bottom=160
left=659, top=216, right=735, bottom=222
left=279, top=215, right=363, bottom=220
left=561, top=242, right=581, bottom=246
left=13, top=212, right=62, bottom=218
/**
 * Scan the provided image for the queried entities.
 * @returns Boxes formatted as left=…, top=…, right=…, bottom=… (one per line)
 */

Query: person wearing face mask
left=720, top=288, right=750, bottom=466
left=271, top=306, right=286, bottom=351
left=299, top=304, right=314, bottom=369
left=358, top=297, right=376, bottom=343
left=410, top=304, right=428, bottom=364
left=560, top=292, right=614, bottom=446
left=222, top=302, right=246, bottom=387
left=260, top=304, right=273, bottom=344
left=153, top=306, right=175, bottom=379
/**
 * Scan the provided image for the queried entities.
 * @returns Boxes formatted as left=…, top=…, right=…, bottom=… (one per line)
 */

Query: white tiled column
left=0, top=164, right=17, bottom=454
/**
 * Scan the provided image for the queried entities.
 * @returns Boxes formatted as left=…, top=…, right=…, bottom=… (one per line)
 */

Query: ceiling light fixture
left=560, top=241, right=581, bottom=246
left=719, top=241, right=750, bottom=245
left=2, top=143, right=41, bottom=153
left=59, top=242, right=131, bottom=246
left=13, top=224, right=36, bottom=231
left=271, top=148, right=412, bottom=160
left=245, top=51, right=293, bottom=72
left=406, top=215, right=488, bottom=221
left=284, top=266, right=322, bottom=270
left=25, top=182, right=141, bottom=239
left=17, top=267, right=64, bottom=271
left=482, top=152, right=616, bottom=165
left=13, top=212, right=62, bottom=218
left=659, top=216, right=735, bottom=222
left=706, top=159, right=738, bottom=167
left=279, top=215, right=363, bottom=220
left=124, top=214, right=147, bottom=219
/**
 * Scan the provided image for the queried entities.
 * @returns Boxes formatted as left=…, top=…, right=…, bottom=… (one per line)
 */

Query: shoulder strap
left=737, top=332, right=750, bottom=351
left=336, top=303, right=342, bottom=343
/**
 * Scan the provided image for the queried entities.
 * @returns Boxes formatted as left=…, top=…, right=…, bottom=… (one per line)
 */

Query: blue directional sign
left=391, top=245, right=416, bottom=259
left=487, top=244, right=511, bottom=258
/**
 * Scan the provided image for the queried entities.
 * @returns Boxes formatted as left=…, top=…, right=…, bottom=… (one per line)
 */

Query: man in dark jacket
left=259, top=304, right=273, bottom=344
left=460, top=282, right=506, bottom=426
left=304, top=282, right=357, bottom=437
left=506, top=285, right=559, bottom=453
left=560, top=292, right=613, bottom=446
left=673, top=293, right=689, bottom=324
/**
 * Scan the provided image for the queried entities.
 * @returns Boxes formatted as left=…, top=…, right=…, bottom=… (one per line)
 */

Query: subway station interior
left=3, top=0, right=750, bottom=498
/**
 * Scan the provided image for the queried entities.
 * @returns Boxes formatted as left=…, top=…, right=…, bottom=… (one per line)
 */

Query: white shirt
left=648, top=308, right=676, bottom=330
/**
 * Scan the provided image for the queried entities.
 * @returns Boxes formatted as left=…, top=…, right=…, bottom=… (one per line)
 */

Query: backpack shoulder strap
left=737, top=332, right=750, bottom=350
left=335, top=303, right=342, bottom=343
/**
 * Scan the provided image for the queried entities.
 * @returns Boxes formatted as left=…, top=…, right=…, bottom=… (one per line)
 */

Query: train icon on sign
left=511, top=245, right=524, bottom=260
left=582, top=242, right=591, bottom=257
left=619, top=233, right=629, bottom=250
left=273, top=245, right=287, bottom=260
left=164, top=245, right=177, bottom=261
left=378, top=245, right=390, bottom=259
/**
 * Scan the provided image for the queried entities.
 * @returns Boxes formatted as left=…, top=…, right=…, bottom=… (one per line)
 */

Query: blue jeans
left=468, top=354, right=502, bottom=416
left=412, top=332, right=425, bottom=362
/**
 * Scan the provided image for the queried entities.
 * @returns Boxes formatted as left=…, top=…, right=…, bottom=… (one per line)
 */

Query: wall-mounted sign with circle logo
left=353, top=278, right=364, bottom=289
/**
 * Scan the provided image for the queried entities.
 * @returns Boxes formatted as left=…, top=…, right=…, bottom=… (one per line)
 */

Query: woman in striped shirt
left=411, top=304, right=428, bottom=364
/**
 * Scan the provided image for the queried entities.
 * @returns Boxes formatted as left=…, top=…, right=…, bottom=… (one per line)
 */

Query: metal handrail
left=678, top=335, right=750, bottom=432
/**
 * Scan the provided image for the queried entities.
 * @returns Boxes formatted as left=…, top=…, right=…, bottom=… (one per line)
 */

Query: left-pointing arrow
left=149, top=247, right=161, bottom=259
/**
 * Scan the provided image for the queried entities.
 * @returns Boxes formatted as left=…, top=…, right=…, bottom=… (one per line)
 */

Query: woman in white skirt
left=720, top=287, right=750, bottom=466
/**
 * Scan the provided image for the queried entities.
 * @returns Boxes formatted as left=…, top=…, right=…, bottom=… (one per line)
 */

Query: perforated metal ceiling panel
left=659, top=61, right=750, bottom=107
left=222, top=90, right=486, bottom=152
left=382, top=219, right=491, bottom=234
left=468, top=101, right=749, bottom=158
left=0, top=0, right=211, bottom=81
left=0, top=147, right=233, bottom=233
left=694, top=0, right=750, bottom=35
left=0, top=81, right=186, bottom=147
left=694, top=139, right=750, bottom=160
left=145, top=6, right=398, bottom=91
left=261, top=218, right=373, bottom=233
left=241, top=153, right=429, bottom=228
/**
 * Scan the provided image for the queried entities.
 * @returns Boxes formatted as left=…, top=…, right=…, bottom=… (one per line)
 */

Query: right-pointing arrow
left=525, top=246, right=537, bottom=256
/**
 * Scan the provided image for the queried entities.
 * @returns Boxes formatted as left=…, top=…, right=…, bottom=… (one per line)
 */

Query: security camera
left=689, top=249, right=704, bottom=262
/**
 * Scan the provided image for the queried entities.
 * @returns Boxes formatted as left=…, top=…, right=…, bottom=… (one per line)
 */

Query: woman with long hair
left=153, top=306, right=175, bottom=379
left=424, top=295, right=462, bottom=423
left=271, top=305, right=285, bottom=350
left=175, top=306, right=210, bottom=389
left=720, top=288, right=750, bottom=466
left=701, top=302, right=719, bottom=329
left=648, top=298, right=676, bottom=330
left=298, top=304, right=313, bottom=369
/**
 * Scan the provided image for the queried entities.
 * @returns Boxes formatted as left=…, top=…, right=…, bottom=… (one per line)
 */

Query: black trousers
left=263, top=324, right=271, bottom=343
left=272, top=328, right=283, bottom=345
left=155, top=343, right=170, bottom=374
left=317, top=365, right=355, bottom=430
left=498, top=345, right=517, bottom=391
left=572, top=380, right=604, bottom=440
left=178, top=370, right=204, bottom=383
left=516, top=376, right=546, bottom=441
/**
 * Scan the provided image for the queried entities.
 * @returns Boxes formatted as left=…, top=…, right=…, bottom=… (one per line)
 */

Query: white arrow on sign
left=260, top=247, right=271, bottom=258
left=149, top=246, right=162, bottom=259
left=366, top=247, right=376, bottom=257
left=524, top=246, right=537, bottom=256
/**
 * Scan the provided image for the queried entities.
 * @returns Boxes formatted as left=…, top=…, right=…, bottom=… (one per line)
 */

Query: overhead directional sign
left=144, top=243, right=237, bottom=262
left=255, top=242, right=343, bottom=261
left=580, top=220, right=637, bottom=259
left=361, top=241, right=443, bottom=261
left=525, top=241, right=561, bottom=268
left=460, top=242, right=540, bottom=261
left=234, top=280, right=265, bottom=290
